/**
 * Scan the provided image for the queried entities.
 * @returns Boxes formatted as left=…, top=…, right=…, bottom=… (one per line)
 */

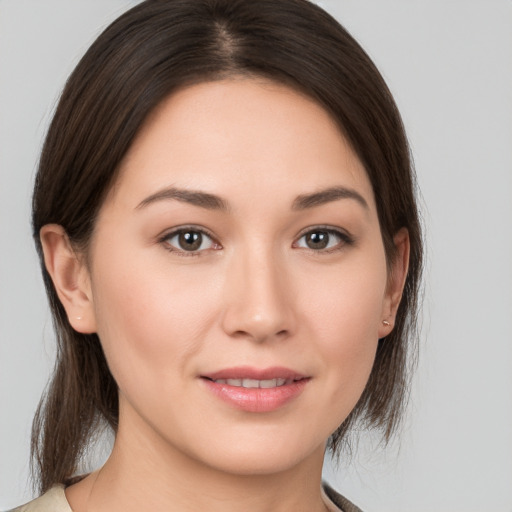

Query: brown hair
left=31, top=0, right=422, bottom=493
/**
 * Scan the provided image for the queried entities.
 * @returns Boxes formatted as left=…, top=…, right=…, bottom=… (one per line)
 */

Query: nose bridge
left=221, top=243, right=294, bottom=341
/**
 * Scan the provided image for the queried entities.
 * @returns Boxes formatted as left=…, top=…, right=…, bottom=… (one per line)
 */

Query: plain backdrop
left=1, top=1, right=511, bottom=511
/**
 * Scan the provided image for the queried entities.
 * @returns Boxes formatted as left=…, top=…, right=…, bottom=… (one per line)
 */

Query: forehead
left=109, top=78, right=376, bottom=212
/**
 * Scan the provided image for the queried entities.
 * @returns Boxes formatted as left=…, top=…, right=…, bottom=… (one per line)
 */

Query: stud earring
left=382, top=320, right=391, bottom=326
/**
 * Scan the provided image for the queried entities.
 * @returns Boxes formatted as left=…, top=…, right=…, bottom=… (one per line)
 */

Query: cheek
left=303, top=251, right=387, bottom=341
left=298, top=249, right=388, bottom=411
left=89, top=246, right=223, bottom=387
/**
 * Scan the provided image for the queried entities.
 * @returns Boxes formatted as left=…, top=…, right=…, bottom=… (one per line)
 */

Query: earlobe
left=379, top=227, right=410, bottom=338
left=40, top=224, right=96, bottom=334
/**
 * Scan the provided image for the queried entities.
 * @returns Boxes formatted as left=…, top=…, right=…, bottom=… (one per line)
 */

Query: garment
left=7, top=482, right=362, bottom=512
left=323, top=483, right=363, bottom=512
left=6, top=486, right=70, bottom=512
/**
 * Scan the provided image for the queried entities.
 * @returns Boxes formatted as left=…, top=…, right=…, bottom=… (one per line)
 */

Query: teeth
left=242, top=378, right=260, bottom=388
left=213, top=378, right=291, bottom=388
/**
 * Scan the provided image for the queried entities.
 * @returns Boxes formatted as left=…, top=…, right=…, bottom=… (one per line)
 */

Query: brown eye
left=295, top=228, right=351, bottom=251
left=178, top=231, right=202, bottom=251
left=164, top=229, right=216, bottom=252
left=304, top=231, right=330, bottom=249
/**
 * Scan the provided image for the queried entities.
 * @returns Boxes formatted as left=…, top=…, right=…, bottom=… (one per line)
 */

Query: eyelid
left=293, top=225, right=355, bottom=251
left=158, top=225, right=222, bottom=255
left=156, top=224, right=354, bottom=255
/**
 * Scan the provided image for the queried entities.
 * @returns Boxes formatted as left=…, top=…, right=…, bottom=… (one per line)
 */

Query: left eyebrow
left=291, top=186, right=369, bottom=211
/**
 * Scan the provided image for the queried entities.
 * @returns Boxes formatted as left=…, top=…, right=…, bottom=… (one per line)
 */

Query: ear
left=378, top=227, right=410, bottom=338
left=40, top=224, right=97, bottom=334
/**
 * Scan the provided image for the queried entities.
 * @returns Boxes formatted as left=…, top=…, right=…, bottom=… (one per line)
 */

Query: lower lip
left=201, top=378, right=309, bottom=413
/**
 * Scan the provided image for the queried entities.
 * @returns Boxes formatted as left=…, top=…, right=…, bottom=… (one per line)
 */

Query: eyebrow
left=136, top=187, right=230, bottom=211
left=292, top=186, right=369, bottom=211
left=136, top=185, right=368, bottom=212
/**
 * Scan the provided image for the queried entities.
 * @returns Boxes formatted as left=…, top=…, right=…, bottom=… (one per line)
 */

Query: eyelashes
left=293, top=227, right=355, bottom=252
left=158, top=225, right=355, bottom=256
left=158, top=226, right=220, bottom=256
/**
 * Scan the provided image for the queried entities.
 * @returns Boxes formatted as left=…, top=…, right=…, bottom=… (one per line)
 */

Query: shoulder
left=6, top=485, right=72, bottom=512
left=322, top=482, right=364, bottom=512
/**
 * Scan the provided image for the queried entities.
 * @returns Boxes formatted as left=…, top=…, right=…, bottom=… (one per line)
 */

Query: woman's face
left=79, top=79, right=400, bottom=475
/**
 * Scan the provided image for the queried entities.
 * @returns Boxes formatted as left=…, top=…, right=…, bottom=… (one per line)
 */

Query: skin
left=41, top=78, right=409, bottom=512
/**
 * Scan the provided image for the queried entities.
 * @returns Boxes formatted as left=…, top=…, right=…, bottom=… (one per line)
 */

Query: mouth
left=200, top=366, right=310, bottom=412
left=204, top=377, right=300, bottom=388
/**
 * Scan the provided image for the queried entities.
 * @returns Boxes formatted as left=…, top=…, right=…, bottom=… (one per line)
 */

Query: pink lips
left=200, top=366, right=309, bottom=413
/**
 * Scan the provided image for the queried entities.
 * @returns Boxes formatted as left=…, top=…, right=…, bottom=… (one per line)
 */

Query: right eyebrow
left=135, top=186, right=230, bottom=212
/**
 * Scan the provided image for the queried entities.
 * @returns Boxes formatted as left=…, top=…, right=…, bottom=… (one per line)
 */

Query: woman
left=11, top=0, right=422, bottom=510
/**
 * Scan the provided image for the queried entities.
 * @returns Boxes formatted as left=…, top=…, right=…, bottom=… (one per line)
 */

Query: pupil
left=179, top=231, right=202, bottom=251
left=306, top=231, right=329, bottom=249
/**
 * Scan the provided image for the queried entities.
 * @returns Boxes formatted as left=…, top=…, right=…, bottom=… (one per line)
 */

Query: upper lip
left=201, top=366, right=307, bottom=381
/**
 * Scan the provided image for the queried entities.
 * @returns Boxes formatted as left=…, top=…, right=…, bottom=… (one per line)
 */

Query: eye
left=294, top=228, right=352, bottom=251
left=162, top=228, right=219, bottom=253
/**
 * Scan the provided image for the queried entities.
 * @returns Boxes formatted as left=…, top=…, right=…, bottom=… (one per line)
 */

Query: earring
left=76, top=316, right=83, bottom=321
left=382, top=320, right=391, bottom=326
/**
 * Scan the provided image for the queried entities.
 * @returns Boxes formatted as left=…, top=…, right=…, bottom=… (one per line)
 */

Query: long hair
left=31, top=0, right=422, bottom=493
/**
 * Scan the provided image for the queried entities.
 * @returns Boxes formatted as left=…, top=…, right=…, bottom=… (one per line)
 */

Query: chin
left=176, top=425, right=327, bottom=477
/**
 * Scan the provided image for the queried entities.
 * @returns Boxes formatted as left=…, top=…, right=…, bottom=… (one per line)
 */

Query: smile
left=210, top=378, right=294, bottom=388
left=201, top=367, right=309, bottom=413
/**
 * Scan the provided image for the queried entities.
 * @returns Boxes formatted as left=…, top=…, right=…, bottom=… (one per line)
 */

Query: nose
left=220, top=248, right=296, bottom=343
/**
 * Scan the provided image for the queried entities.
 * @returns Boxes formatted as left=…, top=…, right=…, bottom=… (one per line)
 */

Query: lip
left=200, top=366, right=310, bottom=413
left=203, top=366, right=306, bottom=381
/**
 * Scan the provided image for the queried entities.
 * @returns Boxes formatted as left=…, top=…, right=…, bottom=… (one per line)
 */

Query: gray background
left=1, top=1, right=511, bottom=510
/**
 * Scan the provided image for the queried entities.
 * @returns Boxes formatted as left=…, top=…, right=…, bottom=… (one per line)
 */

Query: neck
left=68, top=408, right=330, bottom=512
